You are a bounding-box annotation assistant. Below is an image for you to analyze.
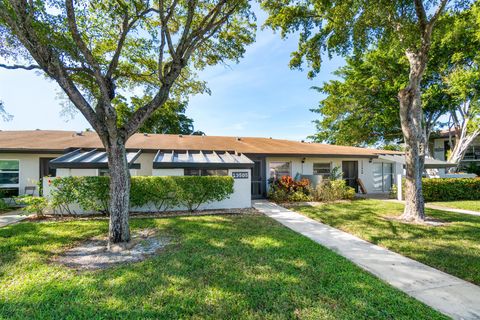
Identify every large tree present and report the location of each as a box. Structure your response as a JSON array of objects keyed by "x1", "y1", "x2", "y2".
[
  {"x1": 262, "y1": 0, "x2": 471, "y2": 221},
  {"x1": 0, "y1": 0, "x2": 255, "y2": 245}
]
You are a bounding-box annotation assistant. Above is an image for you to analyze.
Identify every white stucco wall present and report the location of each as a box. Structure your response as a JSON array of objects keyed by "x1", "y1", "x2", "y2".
[
  {"x1": 135, "y1": 153, "x2": 155, "y2": 176},
  {"x1": 0, "y1": 153, "x2": 61, "y2": 196},
  {"x1": 56, "y1": 168, "x2": 98, "y2": 177},
  {"x1": 265, "y1": 156, "x2": 401, "y2": 194}
]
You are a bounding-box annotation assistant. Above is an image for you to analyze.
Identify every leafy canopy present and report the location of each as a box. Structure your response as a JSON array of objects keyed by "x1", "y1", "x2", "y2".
[
  {"x1": 261, "y1": 0, "x2": 470, "y2": 78},
  {"x1": 0, "y1": 0, "x2": 256, "y2": 138}
]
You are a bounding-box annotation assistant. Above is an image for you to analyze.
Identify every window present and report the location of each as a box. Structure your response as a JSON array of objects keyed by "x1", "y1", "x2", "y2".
[
  {"x1": 0, "y1": 160, "x2": 19, "y2": 185},
  {"x1": 313, "y1": 163, "x2": 331, "y2": 178},
  {"x1": 269, "y1": 162, "x2": 291, "y2": 180},
  {"x1": 0, "y1": 160, "x2": 19, "y2": 197},
  {"x1": 373, "y1": 162, "x2": 394, "y2": 192},
  {"x1": 464, "y1": 144, "x2": 480, "y2": 160},
  {"x1": 98, "y1": 169, "x2": 109, "y2": 176},
  {"x1": 184, "y1": 169, "x2": 228, "y2": 176}
]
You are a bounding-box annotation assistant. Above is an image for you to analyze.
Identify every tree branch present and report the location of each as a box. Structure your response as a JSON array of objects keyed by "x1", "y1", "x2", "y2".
[
  {"x1": 414, "y1": 0, "x2": 428, "y2": 33},
  {"x1": 159, "y1": 0, "x2": 178, "y2": 59},
  {"x1": 426, "y1": 0, "x2": 449, "y2": 36},
  {"x1": 0, "y1": 63, "x2": 41, "y2": 70},
  {"x1": 106, "y1": 12, "x2": 130, "y2": 79},
  {"x1": 65, "y1": 0, "x2": 111, "y2": 101}
]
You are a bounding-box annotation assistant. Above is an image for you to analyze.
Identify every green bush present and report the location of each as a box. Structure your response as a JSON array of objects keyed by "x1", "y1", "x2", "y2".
[
  {"x1": 393, "y1": 178, "x2": 480, "y2": 201},
  {"x1": 49, "y1": 175, "x2": 234, "y2": 214},
  {"x1": 313, "y1": 180, "x2": 356, "y2": 202},
  {"x1": 130, "y1": 176, "x2": 179, "y2": 211},
  {"x1": 287, "y1": 191, "x2": 313, "y2": 202},
  {"x1": 464, "y1": 162, "x2": 480, "y2": 176},
  {"x1": 174, "y1": 176, "x2": 235, "y2": 211},
  {"x1": 15, "y1": 195, "x2": 49, "y2": 217},
  {"x1": 267, "y1": 188, "x2": 289, "y2": 202},
  {"x1": 422, "y1": 178, "x2": 480, "y2": 201}
]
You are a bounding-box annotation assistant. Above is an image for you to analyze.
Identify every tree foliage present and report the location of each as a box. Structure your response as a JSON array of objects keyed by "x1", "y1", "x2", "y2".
[{"x1": 115, "y1": 98, "x2": 199, "y2": 135}]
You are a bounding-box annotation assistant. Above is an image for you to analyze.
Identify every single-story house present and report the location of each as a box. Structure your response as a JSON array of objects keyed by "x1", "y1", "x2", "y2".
[{"x1": 0, "y1": 130, "x2": 453, "y2": 209}]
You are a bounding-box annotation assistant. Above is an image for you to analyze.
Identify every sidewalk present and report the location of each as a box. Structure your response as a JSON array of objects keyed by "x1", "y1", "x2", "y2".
[
  {"x1": 0, "y1": 210, "x2": 27, "y2": 227},
  {"x1": 384, "y1": 199, "x2": 480, "y2": 217},
  {"x1": 425, "y1": 203, "x2": 480, "y2": 217},
  {"x1": 253, "y1": 200, "x2": 480, "y2": 320}
]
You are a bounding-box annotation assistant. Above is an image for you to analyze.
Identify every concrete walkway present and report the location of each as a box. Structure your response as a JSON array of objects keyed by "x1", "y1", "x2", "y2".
[
  {"x1": 0, "y1": 210, "x2": 26, "y2": 228},
  {"x1": 253, "y1": 200, "x2": 480, "y2": 320},
  {"x1": 425, "y1": 203, "x2": 480, "y2": 217},
  {"x1": 384, "y1": 199, "x2": 480, "y2": 217}
]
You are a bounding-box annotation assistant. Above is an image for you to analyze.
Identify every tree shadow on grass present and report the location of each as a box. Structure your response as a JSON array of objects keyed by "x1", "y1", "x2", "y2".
[
  {"x1": 0, "y1": 214, "x2": 447, "y2": 319},
  {"x1": 0, "y1": 220, "x2": 107, "y2": 278}
]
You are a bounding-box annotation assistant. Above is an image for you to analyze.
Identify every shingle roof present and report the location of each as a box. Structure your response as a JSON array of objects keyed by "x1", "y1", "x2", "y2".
[{"x1": 0, "y1": 130, "x2": 401, "y2": 157}]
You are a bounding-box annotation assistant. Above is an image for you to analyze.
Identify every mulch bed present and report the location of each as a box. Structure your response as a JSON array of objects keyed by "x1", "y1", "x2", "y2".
[
  {"x1": 52, "y1": 228, "x2": 171, "y2": 271},
  {"x1": 381, "y1": 215, "x2": 449, "y2": 226}
]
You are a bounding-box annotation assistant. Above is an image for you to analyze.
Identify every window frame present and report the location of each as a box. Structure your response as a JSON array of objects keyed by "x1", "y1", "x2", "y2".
[
  {"x1": 372, "y1": 162, "x2": 394, "y2": 192},
  {"x1": 98, "y1": 168, "x2": 110, "y2": 176},
  {"x1": 269, "y1": 161, "x2": 292, "y2": 180},
  {"x1": 312, "y1": 162, "x2": 332, "y2": 178},
  {"x1": 184, "y1": 168, "x2": 229, "y2": 176},
  {"x1": 0, "y1": 159, "x2": 20, "y2": 189}
]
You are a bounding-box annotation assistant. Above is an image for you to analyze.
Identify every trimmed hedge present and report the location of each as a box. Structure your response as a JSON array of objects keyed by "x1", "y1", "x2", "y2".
[
  {"x1": 422, "y1": 178, "x2": 480, "y2": 202},
  {"x1": 49, "y1": 176, "x2": 234, "y2": 214},
  {"x1": 392, "y1": 178, "x2": 480, "y2": 202}
]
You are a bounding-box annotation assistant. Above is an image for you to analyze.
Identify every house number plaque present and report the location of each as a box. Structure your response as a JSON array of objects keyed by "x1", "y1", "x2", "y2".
[{"x1": 232, "y1": 172, "x2": 249, "y2": 179}]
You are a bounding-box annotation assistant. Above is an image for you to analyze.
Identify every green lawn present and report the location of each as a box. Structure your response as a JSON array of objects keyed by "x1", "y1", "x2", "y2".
[
  {"x1": 428, "y1": 200, "x2": 480, "y2": 212},
  {"x1": 294, "y1": 199, "x2": 480, "y2": 285},
  {"x1": 0, "y1": 214, "x2": 445, "y2": 319}
]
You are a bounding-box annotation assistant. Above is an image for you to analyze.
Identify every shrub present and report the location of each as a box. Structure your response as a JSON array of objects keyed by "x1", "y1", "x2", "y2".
[
  {"x1": 267, "y1": 175, "x2": 311, "y2": 202},
  {"x1": 174, "y1": 176, "x2": 234, "y2": 211},
  {"x1": 287, "y1": 191, "x2": 313, "y2": 202},
  {"x1": 49, "y1": 177, "x2": 78, "y2": 215},
  {"x1": 15, "y1": 195, "x2": 49, "y2": 217},
  {"x1": 464, "y1": 162, "x2": 480, "y2": 176},
  {"x1": 49, "y1": 175, "x2": 234, "y2": 214},
  {"x1": 422, "y1": 178, "x2": 480, "y2": 201},
  {"x1": 130, "y1": 176, "x2": 179, "y2": 211},
  {"x1": 267, "y1": 188, "x2": 289, "y2": 202},
  {"x1": 313, "y1": 180, "x2": 355, "y2": 202},
  {"x1": 0, "y1": 198, "x2": 9, "y2": 212},
  {"x1": 394, "y1": 178, "x2": 480, "y2": 201}
]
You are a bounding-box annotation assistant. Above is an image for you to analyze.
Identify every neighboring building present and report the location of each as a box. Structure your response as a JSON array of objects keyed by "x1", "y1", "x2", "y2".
[
  {"x1": 431, "y1": 130, "x2": 480, "y2": 169},
  {"x1": 0, "y1": 130, "x2": 452, "y2": 209}
]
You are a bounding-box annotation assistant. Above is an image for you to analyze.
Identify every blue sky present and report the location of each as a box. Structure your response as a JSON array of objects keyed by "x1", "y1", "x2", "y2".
[{"x1": 0, "y1": 8, "x2": 344, "y2": 141}]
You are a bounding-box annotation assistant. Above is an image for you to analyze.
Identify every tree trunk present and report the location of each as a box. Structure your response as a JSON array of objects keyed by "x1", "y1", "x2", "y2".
[
  {"x1": 398, "y1": 52, "x2": 427, "y2": 222},
  {"x1": 106, "y1": 139, "x2": 131, "y2": 245}
]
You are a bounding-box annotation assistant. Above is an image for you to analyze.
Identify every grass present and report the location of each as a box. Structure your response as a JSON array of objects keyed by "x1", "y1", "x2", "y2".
[
  {"x1": 294, "y1": 199, "x2": 480, "y2": 285},
  {"x1": 428, "y1": 200, "x2": 480, "y2": 212},
  {"x1": 0, "y1": 214, "x2": 446, "y2": 319}
]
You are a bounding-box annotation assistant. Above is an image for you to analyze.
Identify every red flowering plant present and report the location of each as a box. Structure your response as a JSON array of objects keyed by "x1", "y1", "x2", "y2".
[{"x1": 268, "y1": 175, "x2": 312, "y2": 202}]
